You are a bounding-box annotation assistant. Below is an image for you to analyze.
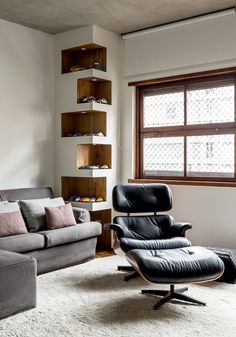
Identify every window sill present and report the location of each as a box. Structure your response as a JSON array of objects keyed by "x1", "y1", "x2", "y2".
[{"x1": 128, "y1": 178, "x2": 236, "y2": 188}]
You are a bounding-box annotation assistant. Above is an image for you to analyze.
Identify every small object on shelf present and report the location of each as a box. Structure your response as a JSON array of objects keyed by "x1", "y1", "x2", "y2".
[
  {"x1": 94, "y1": 132, "x2": 104, "y2": 137},
  {"x1": 100, "y1": 164, "x2": 109, "y2": 169},
  {"x1": 70, "y1": 65, "x2": 84, "y2": 72},
  {"x1": 68, "y1": 195, "x2": 77, "y2": 201},
  {"x1": 72, "y1": 132, "x2": 82, "y2": 137},
  {"x1": 65, "y1": 132, "x2": 73, "y2": 137},
  {"x1": 79, "y1": 165, "x2": 100, "y2": 169},
  {"x1": 80, "y1": 197, "x2": 90, "y2": 202},
  {"x1": 70, "y1": 195, "x2": 104, "y2": 203},
  {"x1": 96, "y1": 97, "x2": 108, "y2": 104},
  {"x1": 89, "y1": 61, "x2": 102, "y2": 70},
  {"x1": 80, "y1": 96, "x2": 96, "y2": 103},
  {"x1": 65, "y1": 132, "x2": 82, "y2": 137}
]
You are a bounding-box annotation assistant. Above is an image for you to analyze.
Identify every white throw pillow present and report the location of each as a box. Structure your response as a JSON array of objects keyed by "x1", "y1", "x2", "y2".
[{"x1": 0, "y1": 201, "x2": 20, "y2": 213}]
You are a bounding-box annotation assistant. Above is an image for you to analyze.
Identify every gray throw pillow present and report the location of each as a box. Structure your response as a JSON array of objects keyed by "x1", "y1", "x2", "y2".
[
  {"x1": 0, "y1": 201, "x2": 20, "y2": 213},
  {"x1": 19, "y1": 197, "x2": 65, "y2": 232}
]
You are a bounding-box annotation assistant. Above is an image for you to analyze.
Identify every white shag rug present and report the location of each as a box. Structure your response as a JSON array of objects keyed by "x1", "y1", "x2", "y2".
[{"x1": 0, "y1": 255, "x2": 236, "y2": 337}]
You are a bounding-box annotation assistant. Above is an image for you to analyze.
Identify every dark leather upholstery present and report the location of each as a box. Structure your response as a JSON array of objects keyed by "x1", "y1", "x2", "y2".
[
  {"x1": 126, "y1": 247, "x2": 224, "y2": 284},
  {"x1": 109, "y1": 184, "x2": 192, "y2": 254},
  {"x1": 120, "y1": 237, "x2": 191, "y2": 252},
  {"x1": 113, "y1": 184, "x2": 172, "y2": 213}
]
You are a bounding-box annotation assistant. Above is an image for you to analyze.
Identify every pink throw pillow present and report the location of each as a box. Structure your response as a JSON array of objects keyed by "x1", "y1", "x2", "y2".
[
  {"x1": 45, "y1": 203, "x2": 76, "y2": 230},
  {"x1": 0, "y1": 211, "x2": 28, "y2": 237}
]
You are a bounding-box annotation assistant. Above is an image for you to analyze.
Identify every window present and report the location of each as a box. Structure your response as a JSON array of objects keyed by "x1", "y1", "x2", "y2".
[{"x1": 136, "y1": 70, "x2": 236, "y2": 183}]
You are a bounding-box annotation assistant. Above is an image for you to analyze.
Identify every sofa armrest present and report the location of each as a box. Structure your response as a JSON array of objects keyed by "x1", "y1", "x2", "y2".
[
  {"x1": 170, "y1": 223, "x2": 192, "y2": 237},
  {"x1": 72, "y1": 207, "x2": 90, "y2": 223}
]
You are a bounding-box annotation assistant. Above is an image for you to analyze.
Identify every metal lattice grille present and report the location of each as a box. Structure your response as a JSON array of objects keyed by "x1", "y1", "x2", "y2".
[
  {"x1": 187, "y1": 134, "x2": 234, "y2": 177},
  {"x1": 143, "y1": 87, "x2": 184, "y2": 127},
  {"x1": 143, "y1": 137, "x2": 184, "y2": 176},
  {"x1": 187, "y1": 84, "x2": 234, "y2": 125}
]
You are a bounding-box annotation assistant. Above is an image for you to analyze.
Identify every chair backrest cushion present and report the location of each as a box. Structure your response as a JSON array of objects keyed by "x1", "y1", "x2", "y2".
[
  {"x1": 112, "y1": 184, "x2": 172, "y2": 213},
  {"x1": 114, "y1": 215, "x2": 174, "y2": 239}
]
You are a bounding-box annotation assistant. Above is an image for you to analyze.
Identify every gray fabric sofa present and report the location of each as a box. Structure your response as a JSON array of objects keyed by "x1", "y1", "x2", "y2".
[{"x1": 0, "y1": 187, "x2": 102, "y2": 275}]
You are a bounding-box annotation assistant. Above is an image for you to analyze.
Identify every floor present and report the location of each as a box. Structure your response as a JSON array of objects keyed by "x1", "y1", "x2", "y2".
[{"x1": 96, "y1": 250, "x2": 114, "y2": 258}]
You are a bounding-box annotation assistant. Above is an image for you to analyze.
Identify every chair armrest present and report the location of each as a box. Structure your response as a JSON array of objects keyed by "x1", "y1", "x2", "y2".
[
  {"x1": 72, "y1": 207, "x2": 90, "y2": 223},
  {"x1": 104, "y1": 223, "x2": 125, "y2": 238},
  {"x1": 170, "y1": 223, "x2": 192, "y2": 237}
]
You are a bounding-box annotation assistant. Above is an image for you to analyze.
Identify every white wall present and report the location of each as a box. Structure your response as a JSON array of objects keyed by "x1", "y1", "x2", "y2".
[
  {"x1": 0, "y1": 19, "x2": 55, "y2": 189},
  {"x1": 122, "y1": 11, "x2": 236, "y2": 248}
]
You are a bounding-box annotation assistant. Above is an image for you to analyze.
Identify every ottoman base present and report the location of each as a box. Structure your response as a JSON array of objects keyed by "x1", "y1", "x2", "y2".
[{"x1": 142, "y1": 285, "x2": 205, "y2": 309}]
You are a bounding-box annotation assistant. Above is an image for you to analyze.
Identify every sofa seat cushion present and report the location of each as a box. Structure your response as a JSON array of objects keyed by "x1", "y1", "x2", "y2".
[
  {"x1": 39, "y1": 221, "x2": 102, "y2": 248},
  {"x1": 0, "y1": 233, "x2": 45, "y2": 253}
]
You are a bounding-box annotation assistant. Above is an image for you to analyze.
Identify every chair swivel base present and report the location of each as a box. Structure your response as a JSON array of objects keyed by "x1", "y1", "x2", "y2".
[
  {"x1": 117, "y1": 265, "x2": 140, "y2": 281},
  {"x1": 142, "y1": 284, "x2": 206, "y2": 309}
]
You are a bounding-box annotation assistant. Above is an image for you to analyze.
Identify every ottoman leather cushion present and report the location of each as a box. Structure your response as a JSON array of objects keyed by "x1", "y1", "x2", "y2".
[
  {"x1": 120, "y1": 237, "x2": 191, "y2": 252},
  {"x1": 127, "y1": 246, "x2": 224, "y2": 284}
]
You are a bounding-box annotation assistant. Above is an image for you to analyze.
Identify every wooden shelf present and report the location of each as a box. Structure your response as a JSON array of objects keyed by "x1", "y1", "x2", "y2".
[
  {"x1": 62, "y1": 176, "x2": 107, "y2": 201},
  {"x1": 61, "y1": 110, "x2": 106, "y2": 137},
  {"x1": 61, "y1": 43, "x2": 106, "y2": 74},
  {"x1": 77, "y1": 144, "x2": 111, "y2": 169},
  {"x1": 91, "y1": 209, "x2": 113, "y2": 250},
  {"x1": 77, "y1": 168, "x2": 111, "y2": 178},
  {"x1": 60, "y1": 40, "x2": 112, "y2": 250},
  {"x1": 70, "y1": 201, "x2": 111, "y2": 212},
  {"x1": 77, "y1": 77, "x2": 112, "y2": 104}
]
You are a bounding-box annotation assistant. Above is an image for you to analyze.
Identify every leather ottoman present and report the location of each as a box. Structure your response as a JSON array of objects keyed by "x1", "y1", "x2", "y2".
[
  {"x1": 0, "y1": 249, "x2": 37, "y2": 319},
  {"x1": 208, "y1": 247, "x2": 236, "y2": 284},
  {"x1": 126, "y1": 246, "x2": 224, "y2": 309}
]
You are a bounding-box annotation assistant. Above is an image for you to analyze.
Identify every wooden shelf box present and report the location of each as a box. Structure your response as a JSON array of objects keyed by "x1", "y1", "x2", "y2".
[
  {"x1": 61, "y1": 43, "x2": 107, "y2": 74},
  {"x1": 61, "y1": 176, "x2": 107, "y2": 201},
  {"x1": 77, "y1": 144, "x2": 111, "y2": 169},
  {"x1": 77, "y1": 77, "x2": 112, "y2": 104},
  {"x1": 61, "y1": 111, "x2": 106, "y2": 137}
]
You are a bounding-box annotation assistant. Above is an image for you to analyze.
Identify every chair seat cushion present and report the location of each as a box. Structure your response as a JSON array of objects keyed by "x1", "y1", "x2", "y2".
[
  {"x1": 120, "y1": 237, "x2": 191, "y2": 253},
  {"x1": 0, "y1": 233, "x2": 45, "y2": 253},
  {"x1": 39, "y1": 221, "x2": 102, "y2": 248},
  {"x1": 126, "y1": 246, "x2": 224, "y2": 284}
]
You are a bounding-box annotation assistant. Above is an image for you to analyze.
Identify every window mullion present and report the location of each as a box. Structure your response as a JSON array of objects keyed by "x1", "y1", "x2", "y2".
[
  {"x1": 184, "y1": 85, "x2": 187, "y2": 177},
  {"x1": 234, "y1": 78, "x2": 236, "y2": 178}
]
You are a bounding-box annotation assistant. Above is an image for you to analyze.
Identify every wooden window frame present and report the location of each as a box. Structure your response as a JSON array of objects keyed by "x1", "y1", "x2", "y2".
[{"x1": 134, "y1": 68, "x2": 236, "y2": 185}]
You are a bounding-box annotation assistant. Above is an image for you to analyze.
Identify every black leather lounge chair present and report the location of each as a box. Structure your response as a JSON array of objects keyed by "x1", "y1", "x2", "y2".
[{"x1": 106, "y1": 183, "x2": 192, "y2": 281}]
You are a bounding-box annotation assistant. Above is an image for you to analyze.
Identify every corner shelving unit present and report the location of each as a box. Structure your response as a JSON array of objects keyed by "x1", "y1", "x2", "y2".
[{"x1": 59, "y1": 42, "x2": 113, "y2": 250}]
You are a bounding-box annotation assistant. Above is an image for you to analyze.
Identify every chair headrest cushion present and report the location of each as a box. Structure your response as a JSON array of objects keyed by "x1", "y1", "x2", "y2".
[{"x1": 112, "y1": 184, "x2": 172, "y2": 213}]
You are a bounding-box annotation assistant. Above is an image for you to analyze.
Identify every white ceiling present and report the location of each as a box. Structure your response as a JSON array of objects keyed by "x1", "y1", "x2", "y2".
[{"x1": 0, "y1": 0, "x2": 234, "y2": 35}]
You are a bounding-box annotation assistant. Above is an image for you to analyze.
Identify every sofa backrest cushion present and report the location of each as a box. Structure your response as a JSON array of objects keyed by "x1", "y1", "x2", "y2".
[
  {"x1": 0, "y1": 187, "x2": 54, "y2": 202},
  {"x1": 45, "y1": 203, "x2": 76, "y2": 230},
  {"x1": 0, "y1": 211, "x2": 28, "y2": 237},
  {"x1": 0, "y1": 202, "x2": 20, "y2": 213},
  {"x1": 19, "y1": 197, "x2": 65, "y2": 232}
]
